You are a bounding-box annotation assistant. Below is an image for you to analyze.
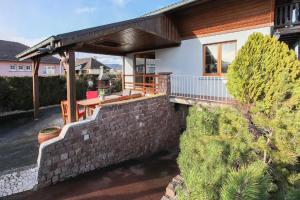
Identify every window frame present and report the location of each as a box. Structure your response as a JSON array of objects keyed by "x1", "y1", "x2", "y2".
[
  {"x1": 133, "y1": 52, "x2": 156, "y2": 76},
  {"x1": 18, "y1": 65, "x2": 24, "y2": 71},
  {"x1": 44, "y1": 66, "x2": 56, "y2": 75},
  {"x1": 25, "y1": 65, "x2": 32, "y2": 71},
  {"x1": 203, "y1": 40, "x2": 237, "y2": 77},
  {"x1": 10, "y1": 65, "x2": 16, "y2": 72}
]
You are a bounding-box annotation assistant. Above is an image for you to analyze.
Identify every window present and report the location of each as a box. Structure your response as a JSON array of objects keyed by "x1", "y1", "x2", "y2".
[
  {"x1": 203, "y1": 41, "x2": 236, "y2": 76},
  {"x1": 135, "y1": 58, "x2": 145, "y2": 74},
  {"x1": 43, "y1": 66, "x2": 55, "y2": 75},
  {"x1": 18, "y1": 65, "x2": 24, "y2": 71},
  {"x1": 25, "y1": 65, "x2": 31, "y2": 71},
  {"x1": 146, "y1": 58, "x2": 155, "y2": 74},
  {"x1": 134, "y1": 52, "x2": 156, "y2": 75},
  {"x1": 10, "y1": 65, "x2": 16, "y2": 71}
]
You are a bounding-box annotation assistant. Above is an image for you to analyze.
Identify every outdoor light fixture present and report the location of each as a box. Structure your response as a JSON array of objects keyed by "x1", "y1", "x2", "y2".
[{"x1": 274, "y1": 30, "x2": 281, "y2": 40}]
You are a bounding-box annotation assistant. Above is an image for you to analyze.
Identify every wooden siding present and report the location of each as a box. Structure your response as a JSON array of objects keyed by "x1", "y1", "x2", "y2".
[{"x1": 171, "y1": 0, "x2": 274, "y2": 39}]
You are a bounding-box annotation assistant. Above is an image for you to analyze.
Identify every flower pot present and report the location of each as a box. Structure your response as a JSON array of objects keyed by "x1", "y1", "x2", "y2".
[
  {"x1": 38, "y1": 126, "x2": 61, "y2": 144},
  {"x1": 100, "y1": 95, "x2": 105, "y2": 101}
]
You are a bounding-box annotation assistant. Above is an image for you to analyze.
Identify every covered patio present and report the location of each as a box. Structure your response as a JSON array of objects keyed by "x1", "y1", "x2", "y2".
[{"x1": 16, "y1": 14, "x2": 181, "y2": 123}]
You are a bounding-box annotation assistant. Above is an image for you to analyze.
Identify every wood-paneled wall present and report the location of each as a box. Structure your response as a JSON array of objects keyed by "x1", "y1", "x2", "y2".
[{"x1": 171, "y1": 0, "x2": 275, "y2": 39}]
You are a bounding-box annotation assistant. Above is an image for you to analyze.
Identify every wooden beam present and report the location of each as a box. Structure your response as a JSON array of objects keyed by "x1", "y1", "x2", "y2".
[
  {"x1": 60, "y1": 50, "x2": 77, "y2": 123},
  {"x1": 122, "y1": 56, "x2": 125, "y2": 91},
  {"x1": 32, "y1": 58, "x2": 40, "y2": 119}
]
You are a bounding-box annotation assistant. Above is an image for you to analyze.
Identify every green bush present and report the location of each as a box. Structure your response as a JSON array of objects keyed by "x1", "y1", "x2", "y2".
[
  {"x1": 178, "y1": 33, "x2": 300, "y2": 199},
  {"x1": 227, "y1": 33, "x2": 300, "y2": 197},
  {"x1": 0, "y1": 76, "x2": 87, "y2": 113},
  {"x1": 111, "y1": 78, "x2": 122, "y2": 93},
  {"x1": 221, "y1": 161, "x2": 271, "y2": 200},
  {"x1": 227, "y1": 33, "x2": 300, "y2": 113},
  {"x1": 178, "y1": 107, "x2": 259, "y2": 200}
]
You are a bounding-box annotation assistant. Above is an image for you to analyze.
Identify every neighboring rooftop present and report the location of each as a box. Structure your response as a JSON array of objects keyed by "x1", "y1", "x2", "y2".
[
  {"x1": 0, "y1": 40, "x2": 60, "y2": 64},
  {"x1": 75, "y1": 57, "x2": 110, "y2": 70}
]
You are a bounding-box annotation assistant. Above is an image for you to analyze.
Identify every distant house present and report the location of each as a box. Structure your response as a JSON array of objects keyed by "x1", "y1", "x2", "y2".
[
  {"x1": 0, "y1": 40, "x2": 61, "y2": 77},
  {"x1": 75, "y1": 57, "x2": 110, "y2": 75}
]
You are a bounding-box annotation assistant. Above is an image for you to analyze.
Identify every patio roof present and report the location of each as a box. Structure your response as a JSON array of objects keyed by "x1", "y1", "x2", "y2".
[
  {"x1": 16, "y1": 14, "x2": 181, "y2": 60},
  {"x1": 15, "y1": 13, "x2": 182, "y2": 123}
]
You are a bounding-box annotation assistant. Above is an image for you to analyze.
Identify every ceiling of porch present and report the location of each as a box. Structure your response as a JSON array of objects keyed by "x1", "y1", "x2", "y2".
[{"x1": 16, "y1": 14, "x2": 181, "y2": 60}]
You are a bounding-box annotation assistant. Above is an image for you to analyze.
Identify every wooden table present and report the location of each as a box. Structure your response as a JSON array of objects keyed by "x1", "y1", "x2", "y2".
[{"x1": 77, "y1": 95, "x2": 121, "y2": 118}]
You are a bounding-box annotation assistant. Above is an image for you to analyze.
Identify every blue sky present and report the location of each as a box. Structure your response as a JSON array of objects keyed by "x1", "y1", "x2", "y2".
[{"x1": 0, "y1": 0, "x2": 179, "y2": 64}]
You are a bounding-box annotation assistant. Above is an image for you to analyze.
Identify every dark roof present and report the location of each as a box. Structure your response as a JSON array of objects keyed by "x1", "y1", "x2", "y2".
[
  {"x1": 0, "y1": 40, "x2": 60, "y2": 64},
  {"x1": 144, "y1": 0, "x2": 200, "y2": 16},
  {"x1": 75, "y1": 58, "x2": 110, "y2": 70}
]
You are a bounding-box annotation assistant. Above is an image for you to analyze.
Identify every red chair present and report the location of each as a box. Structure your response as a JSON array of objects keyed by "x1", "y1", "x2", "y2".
[{"x1": 86, "y1": 91, "x2": 98, "y2": 99}]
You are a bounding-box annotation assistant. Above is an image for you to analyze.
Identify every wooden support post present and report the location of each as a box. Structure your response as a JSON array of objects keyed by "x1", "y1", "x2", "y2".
[
  {"x1": 32, "y1": 58, "x2": 40, "y2": 119},
  {"x1": 122, "y1": 56, "x2": 125, "y2": 91},
  {"x1": 60, "y1": 50, "x2": 77, "y2": 123}
]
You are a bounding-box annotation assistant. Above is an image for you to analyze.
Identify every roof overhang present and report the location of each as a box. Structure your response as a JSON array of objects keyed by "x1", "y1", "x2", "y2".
[{"x1": 16, "y1": 14, "x2": 181, "y2": 60}]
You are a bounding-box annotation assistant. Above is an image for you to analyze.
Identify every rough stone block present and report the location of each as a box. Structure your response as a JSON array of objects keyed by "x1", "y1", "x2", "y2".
[{"x1": 60, "y1": 153, "x2": 68, "y2": 160}]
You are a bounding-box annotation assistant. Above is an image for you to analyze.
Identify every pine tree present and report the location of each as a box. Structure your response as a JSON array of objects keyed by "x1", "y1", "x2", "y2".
[
  {"x1": 177, "y1": 33, "x2": 300, "y2": 200},
  {"x1": 227, "y1": 33, "x2": 300, "y2": 198},
  {"x1": 221, "y1": 161, "x2": 271, "y2": 200},
  {"x1": 177, "y1": 107, "x2": 259, "y2": 200}
]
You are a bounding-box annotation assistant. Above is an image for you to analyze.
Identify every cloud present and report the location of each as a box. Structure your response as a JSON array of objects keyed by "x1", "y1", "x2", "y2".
[{"x1": 74, "y1": 6, "x2": 97, "y2": 14}]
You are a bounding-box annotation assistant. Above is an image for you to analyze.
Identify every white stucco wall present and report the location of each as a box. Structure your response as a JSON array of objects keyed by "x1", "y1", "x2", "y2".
[
  {"x1": 155, "y1": 26, "x2": 272, "y2": 75},
  {"x1": 123, "y1": 26, "x2": 272, "y2": 98}
]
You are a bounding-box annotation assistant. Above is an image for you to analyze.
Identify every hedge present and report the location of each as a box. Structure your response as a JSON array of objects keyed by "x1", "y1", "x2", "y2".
[{"x1": 0, "y1": 76, "x2": 87, "y2": 113}]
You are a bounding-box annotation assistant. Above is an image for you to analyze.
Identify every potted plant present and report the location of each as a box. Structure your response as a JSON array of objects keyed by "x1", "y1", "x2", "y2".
[
  {"x1": 98, "y1": 89, "x2": 105, "y2": 101},
  {"x1": 38, "y1": 126, "x2": 61, "y2": 144}
]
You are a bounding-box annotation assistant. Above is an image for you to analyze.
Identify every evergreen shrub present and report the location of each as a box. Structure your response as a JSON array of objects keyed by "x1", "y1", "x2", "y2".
[{"x1": 177, "y1": 33, "x2": 300, "y2": 199}]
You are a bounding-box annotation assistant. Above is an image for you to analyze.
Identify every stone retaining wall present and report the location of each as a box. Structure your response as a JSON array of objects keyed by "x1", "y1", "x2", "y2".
[
  {"x1": 0, "y1": 165, "x2": 38, "y2": 197},
  {"x1": 37, "y1": 95, "x2": 188, "y2": 188},
  {"x1": 161, "y1": 175, "x2": 184, "y2": 200}
]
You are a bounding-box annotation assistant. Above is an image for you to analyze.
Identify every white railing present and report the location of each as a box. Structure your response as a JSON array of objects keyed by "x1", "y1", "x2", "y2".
[{"x1": 170, "y1": 75, "x2": 233, "y2": 103}]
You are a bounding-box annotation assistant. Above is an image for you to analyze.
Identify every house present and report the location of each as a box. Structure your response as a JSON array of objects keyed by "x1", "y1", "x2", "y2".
[
  {"x1": 75, "y1": 57, "x2": 110, "y2": 75},
  {"x1": 16, "y1": 0, "x2": 299, "y2": 120},
  {"x1": 0, "y1": 40, "x2": 62, "y2": 77},
  {"x1": 8, "y1": 0, "x2": 300, "y2": 191}
]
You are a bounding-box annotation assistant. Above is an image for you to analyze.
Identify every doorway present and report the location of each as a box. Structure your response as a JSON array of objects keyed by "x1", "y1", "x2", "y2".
[{"x1": 134, "y1": 52, "x2": 156, "y2": 90}]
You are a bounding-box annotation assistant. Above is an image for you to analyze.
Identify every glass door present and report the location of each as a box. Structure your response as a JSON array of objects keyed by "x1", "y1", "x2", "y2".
[{"x1": 134, "y1": 52, "x2": 156, "y2": 88}]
